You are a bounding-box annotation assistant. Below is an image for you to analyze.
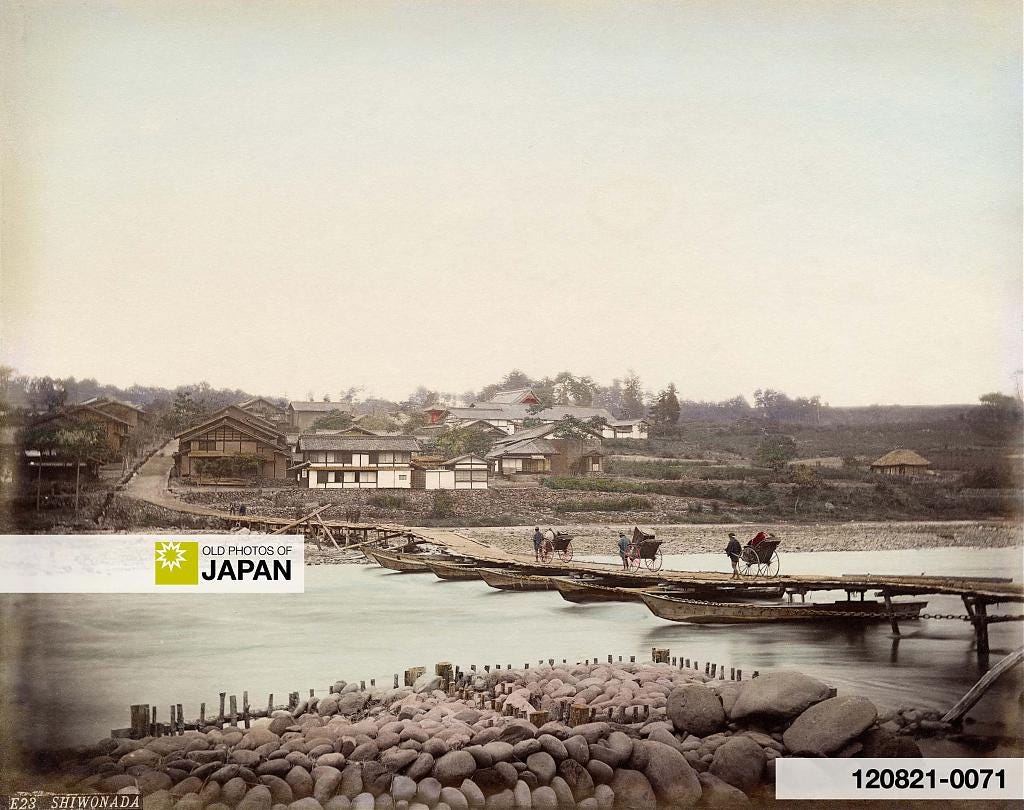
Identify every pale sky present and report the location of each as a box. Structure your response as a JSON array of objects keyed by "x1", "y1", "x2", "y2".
[{"x1": 2, "y1": 1, "x2": 1020, "y2": 405}]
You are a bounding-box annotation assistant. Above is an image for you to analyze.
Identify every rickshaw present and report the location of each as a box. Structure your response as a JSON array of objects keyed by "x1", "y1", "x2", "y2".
[
  {"x1": 739, "y1": 535, "x2": 782, "y2": 578},
  {"x1": 539, "y1": 529, "x2": 574, "y2": 563},
  {"x1": 625, "y1": 527, "x2": 664, "y2": 572}
]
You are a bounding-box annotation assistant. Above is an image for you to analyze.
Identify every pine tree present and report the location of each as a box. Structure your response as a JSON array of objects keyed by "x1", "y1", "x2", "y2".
[{"x1": 620, "y1": 372, "x2": 646, "y2": 419}]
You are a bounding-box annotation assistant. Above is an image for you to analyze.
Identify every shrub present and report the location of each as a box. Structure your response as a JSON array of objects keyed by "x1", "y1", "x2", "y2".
[
  {"x1": 368, "y1": 494, "x2": 406, "y2": 509},
  {"x1": 554, "y1": 496, "x2": 652, "y2": 513},
  {"x1": 429, "y1": 490, "x2": 456, "y2": 518}
]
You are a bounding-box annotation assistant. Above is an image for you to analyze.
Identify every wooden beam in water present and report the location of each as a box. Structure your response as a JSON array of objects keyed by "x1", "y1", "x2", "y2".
[{"x1": 942, "y1": 646, "x2": 1024, "y2": 724}]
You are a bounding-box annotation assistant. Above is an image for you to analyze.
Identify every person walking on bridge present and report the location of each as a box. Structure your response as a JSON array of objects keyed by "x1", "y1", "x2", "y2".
[
  {"x1": 532, "y1": 527, "x2": 544, "y2": 562},
  {"x1": 726, "y1": 532, "x2": 742, "y2": 578},
  {"x1": 617, "y1": 531, "x2": 631, "y2": 570}
]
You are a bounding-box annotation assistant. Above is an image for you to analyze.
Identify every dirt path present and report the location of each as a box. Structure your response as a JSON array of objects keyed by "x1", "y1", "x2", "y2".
[{"x1": 123, "y1": 440, "x2": 227, "y2": 519}]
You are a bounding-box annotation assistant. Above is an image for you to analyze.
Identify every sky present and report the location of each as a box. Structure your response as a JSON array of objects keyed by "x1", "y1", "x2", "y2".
[{"x1": 1, "y1": 1, "x2": 1020, "y2": 406}]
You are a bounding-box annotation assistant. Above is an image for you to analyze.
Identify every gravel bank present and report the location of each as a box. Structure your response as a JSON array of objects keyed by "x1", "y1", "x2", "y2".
[{"x1": 452, "y1": 520, "x2": 1023, "y2": 556}]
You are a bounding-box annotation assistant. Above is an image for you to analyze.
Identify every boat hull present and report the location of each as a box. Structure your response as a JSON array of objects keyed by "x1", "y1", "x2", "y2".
[
  {"x1": 426, "y1": 560, "x2": 481, "y2": 581},
  {"x1": 552, "y1": 577, "x2": 652, "y2": 603},
  {"x1": 479, "y1": 568, "x2": 554, "y2": 591},
  {"x1": 367, "y1": 548, "x2": 435, "y2": 573},
  {"x1": 639, "y1": 593, "x2": 928, "y2": 624}
]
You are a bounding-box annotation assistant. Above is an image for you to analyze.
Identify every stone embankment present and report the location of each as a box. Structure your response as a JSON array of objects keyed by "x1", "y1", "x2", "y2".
[{"x1": 35, "y1": 662, "x2": 977, "y2": 810}]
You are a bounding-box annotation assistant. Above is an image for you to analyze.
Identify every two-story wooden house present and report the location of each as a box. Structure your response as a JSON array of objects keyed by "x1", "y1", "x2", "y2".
[
  {"x1": 294, "y1": 434, "x2": 420, "y2": 488},
  {"x1": 486, "y1": 421, "x2": 606, "y2": 477},
  {"x1": 174, "y1": 406, "x2": 290, "y2": 480},
  {"x1": 287, "y1": 401, "x2": 355, "y2": 431},
  {"x1": 237, "y1": 397, "x2": 288, "y2": 425}
]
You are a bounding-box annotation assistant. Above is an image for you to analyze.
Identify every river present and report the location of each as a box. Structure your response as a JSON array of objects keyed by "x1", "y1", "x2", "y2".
[{"x1": 4, "y1": 547, "x2": 1022, "y2": 750}]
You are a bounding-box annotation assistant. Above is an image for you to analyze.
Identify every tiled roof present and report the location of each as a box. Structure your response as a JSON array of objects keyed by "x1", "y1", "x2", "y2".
[
  {"x1": 486, "y1": 388, "x2": 539, "y2": 404},
  {"x1": 289, "y1": 401, "x2": 353, "y2": 412},
  {"x1": 486, "y1": 438, "x2": 558, "y2": 458},
  {"x1": 297, "y1": 435, "x2": 421, "y2": 452}
]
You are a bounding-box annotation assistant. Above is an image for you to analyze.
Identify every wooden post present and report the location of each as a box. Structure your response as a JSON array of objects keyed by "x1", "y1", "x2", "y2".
[
  {"x1": 607, "y1": 655, "x2": 613, "y2": 663},
  {"x1": 394, "y1": 674, "x2": 400, "y2": 688},
  {"x1": 629, "y1": 656, "x2": 635, "y2": 663},
  {"x1": 976, "y1": 601, "x2": 989, "y2": 656},
  {"x1": 229, "y1": 695, "x2": 237, "y2": 726},
  {"x1": 153, "y1": 706, "x2": 160, "y2": 737},
  {"x1": 730, "y1": 667, "x2": 735, "y2": 680},
  {"x1": 528, "y1": 710, "x2": 549, "y2": 727},
  {"x1": 267, "y1": 695, "x2": 273, "y2": 715},
  {"x1": 435, "y1": 662, "x2": 454, "y2": 689},
  {"x1": 405, "y1": 666, "x2": 426, "y2": 686},
  {"x1": 130, "y1": 704, "x2": 147, "y2": 739},
  {"x1": 882, "y1": 590, "x2": 901, "y2": 636},
  {"x1": 219, "y1": 692, "x2": 226, "y2": 722},
  {"x1": 176, "y1": 703, "x2": 184, "y2": 734},
  {"x1": 568, "y1": 704, "x2": 590, "y2": 726},
  {"x1": 737, "y1": 669, "x2": 742, "y2": 681},
  {"x1": 200, "y1": 702, "x2": 206, "y2": 726}
]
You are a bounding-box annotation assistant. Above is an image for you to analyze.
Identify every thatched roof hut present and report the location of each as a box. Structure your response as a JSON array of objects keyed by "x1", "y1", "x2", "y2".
[{"x1": 870, "y1": 449, "x2": 931, "y2": 476}]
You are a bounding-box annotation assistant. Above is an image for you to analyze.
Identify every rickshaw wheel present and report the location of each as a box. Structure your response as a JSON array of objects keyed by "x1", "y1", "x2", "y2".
[
  {"x1": 645, "y1": 549, "x2": 663, "y2": 572},
  {"x1": 539, "y1": 544, "x2": 552, "y2": 563},
  {"x1": 739, "y1": 547, "x2": 757, "y2": 577},
  {"x1": 557, "y1": 544, "x2": 573, "y2": 562},
  {"x1": 765, "y1": 553, "x2": 780, "y2": 577}
]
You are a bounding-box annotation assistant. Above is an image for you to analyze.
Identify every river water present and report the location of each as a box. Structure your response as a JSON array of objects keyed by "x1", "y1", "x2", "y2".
[{"x1": 4, "y1": 547, "x2": 1022, "y2": 750}]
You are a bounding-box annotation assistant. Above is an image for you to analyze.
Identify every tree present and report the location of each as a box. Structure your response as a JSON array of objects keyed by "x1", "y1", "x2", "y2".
[
  {"x1": 312, "y1": 410, "x2": 355, "y2": 430},
  {"x1": 620, "y1": 372, "x2": 646, "y2": 419},
  {"x1": 756, "y1": 433, "x2": 798, "y2": 470},
  {"x1": 28, "y1": 376, "x2": 67, "y2": 413},
  {"x1": 650, "y1": 383, "x2": 681, "y2": 428},
  {"x1": 22, "y1": 420, "x2": 107, "y2": 514},
  {"x1": 431, "y1": 427, "x2": 495, "y2": 459},
  {"x1": 551, "y1": 415, "x2": 604, "y2": 440}
]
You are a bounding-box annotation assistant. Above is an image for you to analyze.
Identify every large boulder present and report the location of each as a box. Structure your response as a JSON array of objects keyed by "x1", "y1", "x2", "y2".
[
  {"x1": 783, "y1": 697, "x2": 877, "y2": 756},
  {"x1": 608, "y1": 769, "x2": 656, "y2": 810},
  {"x1": 412, "y1": 673, "x2": 443, "y2": 694},
  {"x1": 698, "y1": 772, "x2": 752, "y2": 808},
  {"x1": 858, "y1": 727, "x2": 922, "y2": 758},
  {"x1": 667, "y1": 685, "x2": 726, "y2": 737},
  {"x1": 433, "y1": 751, "x2": 477, "y2": 786},
  {"x1": 729, "y1": 671, "x2": 832, "y2": 721},
  {"x1": 633, "y1": 740, "x2": 702, "y2": 807},
  {"x1": 525, "y1": 752, "x2": 556, "y2": 786},
  {"x1": 709, "y1": 737, "x2": 765, "y2": 794}
]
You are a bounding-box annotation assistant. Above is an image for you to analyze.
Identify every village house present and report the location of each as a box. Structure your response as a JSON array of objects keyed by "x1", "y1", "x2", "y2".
[
  {"x1": 80, "y1": 397, "x2": 150, "y2": 430},
  {"x1": 486, "y1": 387, "x2": 542, "y2": 405},
  {"x1": 870, "y1": 449, "x2": 932, "y2": 477},
  {"x1": 486, "y1": 421, "x2": 606, "y2": 478},
  {"x1": 237, "y1": 397, "x2": 288, "y2": 425},
  {"x1": 411, "y1": 453, "x2": 490, "y2": 490},
  {"x1": 293, "y1": 434, "x2": 419, "y2": 488},
  {"x1": 21, "y1": 404, "x2": 134, "y2": 480},
  {"x1": 174, "y1": 406, "x2": 290, "y2": 480},
  {"x1": 601, "y1": 418, "x2": 650, "y2": 440},
  {"x1": 287, "y1": 401, "x2": 354, "y2": 431}
]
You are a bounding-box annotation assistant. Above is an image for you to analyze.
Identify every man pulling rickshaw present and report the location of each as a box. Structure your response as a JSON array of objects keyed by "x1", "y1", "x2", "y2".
[{"x1": 726, "y1": 530, "x2": 782, "y2": 578}]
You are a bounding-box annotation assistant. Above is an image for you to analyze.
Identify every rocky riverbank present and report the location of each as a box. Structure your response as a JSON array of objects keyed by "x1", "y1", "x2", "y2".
[{"x1": 18, "y1": 662, "x2": 1012, "y2": 809}]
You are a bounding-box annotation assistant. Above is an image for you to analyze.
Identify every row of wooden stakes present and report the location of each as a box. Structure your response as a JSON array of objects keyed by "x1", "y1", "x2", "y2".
[{"x1": 118, "y1": 649, "x2": 758, "y2": 740}]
